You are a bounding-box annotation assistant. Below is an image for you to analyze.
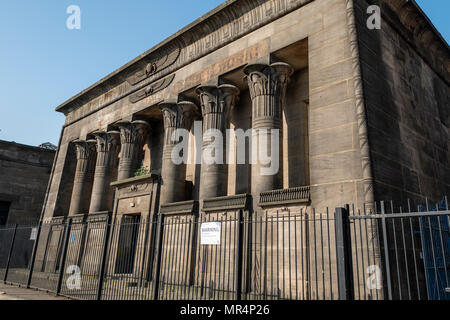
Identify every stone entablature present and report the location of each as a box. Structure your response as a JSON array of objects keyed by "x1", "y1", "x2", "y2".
[
  {"x1": 259, "y1": 186, "x2": 310, "y2": 208},
  {"x1": 56, "y1": 0, "x2": 314, "y2": 120},
  {"x1": 202, "y1": 194, "x2": 251, "y2": 213},
  {"x1": 55, "y1": 0, "x2": 447, "y2": 129}
]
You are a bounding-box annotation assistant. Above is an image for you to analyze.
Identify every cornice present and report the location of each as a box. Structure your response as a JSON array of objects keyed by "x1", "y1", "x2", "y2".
[
  {"x1": 55, "y1": 0, "x2": 314, "y2": 116},
  {"x1": 203, "y1": 194, "x2": 251, "y2": 212},
  {"x1": 160, "y1": 200, "x2": 199, "y2": 215}
]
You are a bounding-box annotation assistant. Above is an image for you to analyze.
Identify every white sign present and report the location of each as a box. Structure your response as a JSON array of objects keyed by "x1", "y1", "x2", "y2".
[
  {"x1": 30, "y1": 228, "x2": 38, "y2": 241},
  {"x1": 201, "y1": 222, "x2": 221, "y2": 245}
]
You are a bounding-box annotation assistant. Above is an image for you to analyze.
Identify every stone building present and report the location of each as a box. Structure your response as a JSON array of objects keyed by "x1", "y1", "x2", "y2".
[
  {"x1": 35, "y1": 0, "x2": 448, "y2": 300},
  {"x1": 42, "y1": 0, "x2": 448, "y2": 222},
  {"x1": 0, "y1": 140, "x2": 55, "y2": 226}
]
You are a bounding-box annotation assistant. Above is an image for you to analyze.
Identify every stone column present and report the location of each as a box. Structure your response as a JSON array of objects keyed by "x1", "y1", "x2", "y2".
[
  {"x1": 89, "y1": 130, "x2": 121, "y2": 213},
  {"x1": 244, "y1": 62, "x2": 293, "y2": 203},
  {"x1": 116, "y1": 120, "x2": 150, "y2": 181},
  {"x1": 196, "y1": 84, "x2": 239, "y2": 200},
  {"x1": 69, "y1": 139, "x2": 97, "y2": 216},
  {"x1": 159, "y1": 101, "x2": 197, "y2": 205}
]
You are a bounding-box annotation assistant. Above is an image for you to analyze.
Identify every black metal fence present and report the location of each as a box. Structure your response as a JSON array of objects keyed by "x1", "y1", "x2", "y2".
[
  {"x1": 348, "y1": 199, "x2": 450, "y2": 300},
  {"x1": 0, "y1": 198, "x2": 448, "y2": 300}
]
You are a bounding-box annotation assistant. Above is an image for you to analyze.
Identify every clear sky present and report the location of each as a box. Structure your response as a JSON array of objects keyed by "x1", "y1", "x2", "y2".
[{"x1": 0, "y1": 0, "x2": 448, "y2": 146}]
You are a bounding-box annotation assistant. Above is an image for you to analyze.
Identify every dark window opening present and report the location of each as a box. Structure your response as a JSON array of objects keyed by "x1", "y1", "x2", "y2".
[
  {"x1": 115, "y1": 214, "x2": 141, "y2": 274},
  {"x1": 0, "y1": 201, "x2": 11, "y2": 226}
]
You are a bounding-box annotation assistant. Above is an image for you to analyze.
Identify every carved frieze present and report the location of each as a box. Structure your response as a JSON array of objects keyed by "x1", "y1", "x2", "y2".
[
  {"x1": 129, "y1": 74, "x2": 176, "y2": 103},
  {"x1": 127, "y1": 46, "x2": 181, "y2": 86}
]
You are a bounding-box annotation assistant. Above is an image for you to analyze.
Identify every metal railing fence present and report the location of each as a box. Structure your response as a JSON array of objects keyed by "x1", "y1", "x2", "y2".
[{"x1": 0, "y1": 197, "x2": 448, "y2": 301}]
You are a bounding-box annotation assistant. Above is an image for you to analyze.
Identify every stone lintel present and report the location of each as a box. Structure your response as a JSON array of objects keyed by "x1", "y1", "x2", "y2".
[
  {"x1": 202, "y1": 194, "x2": 251, "y2": 213},
  {"x1": 110, "y1": 173, "x2": 160, "y2": 187}
]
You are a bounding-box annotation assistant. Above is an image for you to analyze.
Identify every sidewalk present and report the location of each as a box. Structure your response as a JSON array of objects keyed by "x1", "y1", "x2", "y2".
[{"x1": 0, "y1": 283, "x2": 69, "y2": 300}]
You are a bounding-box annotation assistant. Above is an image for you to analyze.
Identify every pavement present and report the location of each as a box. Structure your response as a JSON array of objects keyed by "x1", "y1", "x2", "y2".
[{"x1": 0, "y1": 282, "x2": 69, "y2": 300}]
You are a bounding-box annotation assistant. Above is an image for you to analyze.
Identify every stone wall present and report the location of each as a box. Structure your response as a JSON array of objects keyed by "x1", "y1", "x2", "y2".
[
  {"x1": 355, "y1": 0, "x2": 450, "y2": 206},
  {"x1": 0, "y1": 140, "x2": 55, "y2": 225}
]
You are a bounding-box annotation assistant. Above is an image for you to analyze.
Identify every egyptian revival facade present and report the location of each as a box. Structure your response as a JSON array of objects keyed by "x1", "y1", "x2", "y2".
[
  {"x1": 42, "y1": 0, "x2": 448, "y2": 223},
  {"x1": 32, "y1": 0, "x2": 449, "y2": 300}
]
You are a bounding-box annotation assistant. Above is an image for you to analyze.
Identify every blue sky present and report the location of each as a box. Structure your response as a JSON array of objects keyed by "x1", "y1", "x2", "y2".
[{"x1": 0, "y1": 0, "x2": 448, "y2": 146}]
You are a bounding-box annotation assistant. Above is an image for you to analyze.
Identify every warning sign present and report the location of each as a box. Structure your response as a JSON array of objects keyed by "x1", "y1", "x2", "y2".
[{"x1": 200, "y1": 222, "x2": 221, "y2": 245}]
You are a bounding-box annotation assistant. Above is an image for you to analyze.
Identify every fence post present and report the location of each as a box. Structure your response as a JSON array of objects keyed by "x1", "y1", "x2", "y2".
[
  {"x1": 152, "y1": 213, "x2": 165, "y2": 301},
  {"x1": 96, "y1": 214, "x2": 111, "y2": 300},
  {"x1": 3, "y1": 224, "x2": 18, "y2": 283},
  {"x1": 26, "y1": 220, "x2": 43, "y2": 288},
  {"x1": 235, "y1": 209, "x2": 244, "y2": 300},
  {"x1": 380, "y1": 201, "x2": 393, "y2": 300},
  {"x1": 56, "y1": 218, "x2": 72, "y2": 295},
  {"x1": 335, "y1": 206, "x2": 354, "y2": 300}
]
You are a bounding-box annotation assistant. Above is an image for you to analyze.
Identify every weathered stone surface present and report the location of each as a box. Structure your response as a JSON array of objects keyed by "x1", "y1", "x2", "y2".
[
  {"x1": 41, "y1": 0, "x2": 448, "y2": 220},
  {"x1": 0, "y1": 140, "x2": 55, "y2": 225}
]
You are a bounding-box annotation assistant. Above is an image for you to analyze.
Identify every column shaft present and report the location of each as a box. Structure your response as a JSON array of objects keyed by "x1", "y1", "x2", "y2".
[
  {"x1": 69, "y1": 140, "x2": 97, "y2": 216},
  {"x1": 160, "y1": 101, "x2": 197, "y2": 204},
  {"x1": 244, "y1": 62, "x2": 293, "y2": 201},
  {"x1": 196, "y1": 84, "x2": 239, "y2": 200},
  {"x1": 89, "y1": 131, "x2": 120, "y2": 213}
]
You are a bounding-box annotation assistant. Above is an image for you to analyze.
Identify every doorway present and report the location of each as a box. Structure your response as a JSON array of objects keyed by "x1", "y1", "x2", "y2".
[{"x1": 114, "y1": 214, "x2": 141, "y2": 274}]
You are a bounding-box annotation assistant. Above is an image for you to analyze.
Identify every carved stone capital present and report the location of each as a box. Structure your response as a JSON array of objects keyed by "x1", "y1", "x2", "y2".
[
  {"x1": 116, "y1": 120, "x2": 150, "y2": 148},
  {"x1": 116, "y1": 120, "x2": 150, "y2": 181},
  {"x1": 160, "y1": 101, "x2": 197, "y2": 131},
  {"x1": 177, "y1": 101, "x2": 198, "y2": 131},
  {"x1": 92, "y1": 130, "x2": 120, "y2": 168},
  {"x1": 73, "y1": 139, "x2": 96, "y2": 161},
  {"x1": 160, "y1": 101, "x2": 197, "y2": 149},
  {"x1": 92, "y1": 130, "x2": 121, "y2": 153},
  {"x1": 244, "y1": 62, "x2": 293, "y2": 123},
  {"x1": 196, "y1": 84, "x2": 239, "y2": 131}
]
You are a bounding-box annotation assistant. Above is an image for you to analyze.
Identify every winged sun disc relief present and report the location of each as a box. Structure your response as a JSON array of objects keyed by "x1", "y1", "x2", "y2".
[
  {"x1": 127, "y1": 45, "x2": 180, "y2": 103},
  {"x1": 126, "y1": 46, "x2": 181, "y2": 86},
  {"x1": 129, "y1": 74, "x2": 175, "y2": 103}
]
